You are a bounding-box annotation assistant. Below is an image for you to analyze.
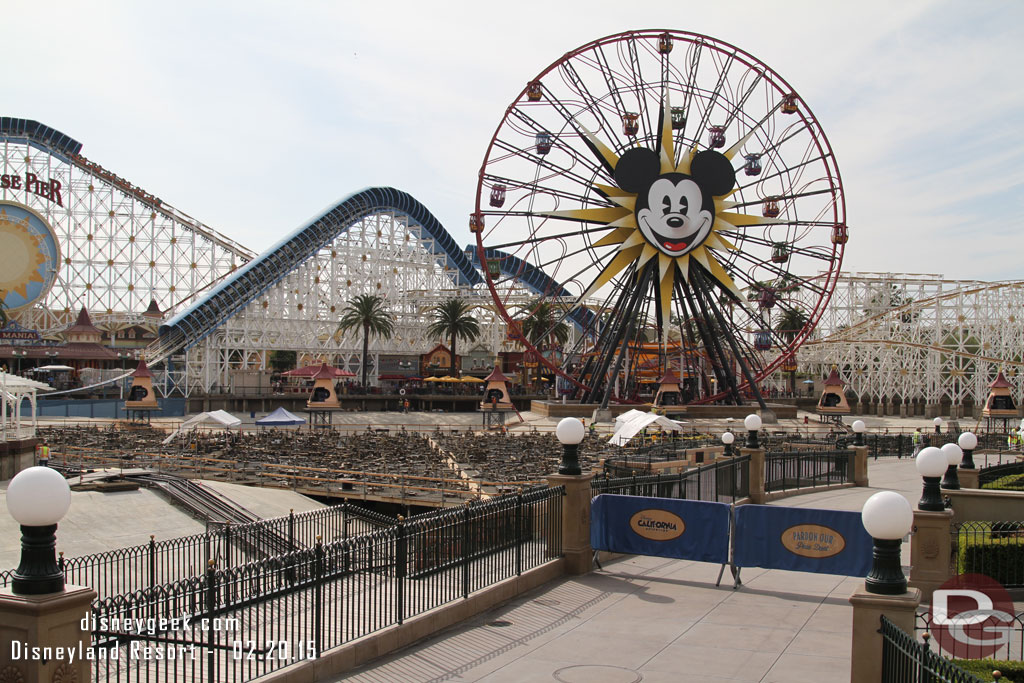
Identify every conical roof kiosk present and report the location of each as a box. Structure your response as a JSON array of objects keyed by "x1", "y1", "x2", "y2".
[
  {"x1": 816, "y1": 367, "x2": 851, "y2": 423},
  {"x1": 124, "y1": 359, "x2": 161, "y2": 424}
]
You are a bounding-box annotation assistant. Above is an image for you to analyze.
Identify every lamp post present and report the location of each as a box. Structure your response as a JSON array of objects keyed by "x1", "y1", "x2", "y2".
[
  {"x1": 940, "y1": 443, "x2": 963, "y2": 490},
  {"x1": 861, "y1": 490, "x2": 913, "y2": 594},
  {"x1": 5, "y1": 466, "x2": 72, "y2": 595},
  {"x1": 958, "y1": 431, "x2": 978, "y2": 469},
  {"x1": 116, "y1": 350, "x2": 133, "y2": 399},
  {"x1": 852, "y1": 419, "x2": 866, "y2": 447},
  {"x1": 744, "y1": 413, "x2": 762, "y2": 449},
  {"x1": 933, "y1": 416, "x2": 943, "y2": 436},
  {"x1": 556, "y1": 417, "x2": 584, "y2": 475},
  {"x1": 12, "y1": 348, "x2": 28, "y2": 374},
  {"x1": 721, "y1": 431, "x2": 735, "y2": 457},
  {"x1": 915, "y1": 446, "x2": 947, "y2": 511}
]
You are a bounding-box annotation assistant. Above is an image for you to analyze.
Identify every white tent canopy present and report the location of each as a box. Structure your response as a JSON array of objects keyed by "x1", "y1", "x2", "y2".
[
  {"x1": 255, "y1": 407, "x2": 306, "y2": 426},
  {"x1": 614, "y1": 409, "x2": 648, "y2": 431},
  {"x1": 608, "y1": 411, "x2": 686, "y2": 446},
  {"x1": 162, "y1": 410, "x2": 242, "y2": 444}
]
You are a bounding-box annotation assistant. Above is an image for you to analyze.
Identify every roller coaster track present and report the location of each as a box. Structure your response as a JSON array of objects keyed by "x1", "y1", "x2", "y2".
[
  {"x1": 805, "y1": 279, "x2": 1024, "y2": 366},
  {"x1": 148, "y1": 187, "x2": 482, "y2": 367},
  {"x1": 122, "y1": 472, "x2": 298, "y2": 558},
  {"x1": 0, "y1": 117, "x2": 256, "y2": 264}
]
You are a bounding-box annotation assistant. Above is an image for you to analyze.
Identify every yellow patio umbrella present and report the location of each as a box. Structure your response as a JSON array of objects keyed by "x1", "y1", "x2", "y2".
[
  {"x1": 438, "y1": 376, "x2": 458, "y2": 382},
  {"x1": 424, "y1": 376, "x2": 441, "y2": 382},
  {"x1": 459, "y1": 376, "x2": 484, "y2": 383}
]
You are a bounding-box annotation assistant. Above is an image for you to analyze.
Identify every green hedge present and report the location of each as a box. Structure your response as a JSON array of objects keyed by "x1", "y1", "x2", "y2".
[
  {"x1": 958, "y1": 534, "x2": 1024, "y2": 586},
  {"x1": 982, "y1": 474, "x2": 1024, "y2": 491},
  {"x1": 952, "y1": 659, "x2": 1024, "y2": 681}
]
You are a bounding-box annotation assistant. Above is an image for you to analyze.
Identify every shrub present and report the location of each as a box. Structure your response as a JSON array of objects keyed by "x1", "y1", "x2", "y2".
[
  {"x1": 958, "y1": 534, "x2": 1024, "y2": 586},
  {"x1": 952, "y1": 659, "x2": 1024, "y2": 681},
  {"x1": 982, "y1": 474, "x2": 1024, "y2": 491}
]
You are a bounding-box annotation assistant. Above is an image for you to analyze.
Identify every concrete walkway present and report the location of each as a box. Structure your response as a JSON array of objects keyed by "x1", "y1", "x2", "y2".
[{"x1": 340, "y1": 459, "x2": 921, "y2": 682}]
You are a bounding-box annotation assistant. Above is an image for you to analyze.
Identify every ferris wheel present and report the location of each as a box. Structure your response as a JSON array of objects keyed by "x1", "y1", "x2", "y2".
[{"x1": 472, "y1": 29, "x2": 846, "y2": 406}]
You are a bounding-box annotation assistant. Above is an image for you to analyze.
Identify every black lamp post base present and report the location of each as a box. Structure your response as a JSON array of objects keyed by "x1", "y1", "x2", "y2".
[
  {"x1": 918, "y1": 477, "x2": 946, "y2": 511},
  {"x1": 558, "y1": 444, "x2": 581, "y2": 476},
  {"x1": 960, "y1": 450, "x2": 976, "y2": 470},
  {"x1": 865, "y1": 538, "x2": 907, "y2": 595},
  {"x1": 11, "y1": 524, "x2": 65, "y2": 595},
  {"x1": 941, "y1": 464, "x2": 961, "y2": 490}
]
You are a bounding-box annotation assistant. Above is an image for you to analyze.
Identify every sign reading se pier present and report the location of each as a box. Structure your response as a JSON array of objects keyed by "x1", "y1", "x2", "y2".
[{"x1": 1, "y1": 173, "x2": 64, "y2": 206}]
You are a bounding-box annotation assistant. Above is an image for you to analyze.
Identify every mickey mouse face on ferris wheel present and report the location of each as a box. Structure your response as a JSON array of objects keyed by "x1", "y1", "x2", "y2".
[{"x1": 613, "y1": 147, "x2": 736, "y2": 258}]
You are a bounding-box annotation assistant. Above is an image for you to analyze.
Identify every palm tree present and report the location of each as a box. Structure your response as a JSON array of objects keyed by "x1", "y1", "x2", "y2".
[
  {"x1": 337, "y1": 294, "x2": 395, "y2": 388},
  {"x1": 425, "y1": 298, "x2": 480, "y2": 377},
  {"x1": 775, "y1": 306, "x2": 808, "y2": 394},
  {"x1": 517, "y1": 300, "x2": 570, "y2": 388}
]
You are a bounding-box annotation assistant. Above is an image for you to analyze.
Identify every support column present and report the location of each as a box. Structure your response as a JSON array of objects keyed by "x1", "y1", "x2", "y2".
[
  {"x1": 742, "y1": 447, "x2": 765, "y2": 504},
  {"x1": 849, "y1": 588, "x2": 921, "y2": 683},
  {"x1": 908, "y1": 509, "x2": 954, "y2": 603},
  {"x1": 899, "y1": 403, "x2": 908, "y2": 418},
  {"x1": 0, "y1": 584, "x2": 96, "y2": 683},
  {"x1": 547, "y1": 472, "x2": 596, "y2": 575}
]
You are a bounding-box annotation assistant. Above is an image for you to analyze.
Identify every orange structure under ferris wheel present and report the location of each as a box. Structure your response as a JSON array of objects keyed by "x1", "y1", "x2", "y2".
[{"x1": 472, "y1": 29, "x2": 847, "y2": 408}]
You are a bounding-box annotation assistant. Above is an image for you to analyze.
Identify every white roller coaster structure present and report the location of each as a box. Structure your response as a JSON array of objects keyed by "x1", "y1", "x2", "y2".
[{"x1": 798, "y1": 272, "x2": 1024, "y2": 418}]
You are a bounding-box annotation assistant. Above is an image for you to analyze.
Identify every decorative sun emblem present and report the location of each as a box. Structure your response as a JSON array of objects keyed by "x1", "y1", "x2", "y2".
[
  {"x1": 538, "y1": 94, "x2": 780, "y2": 321},
  {"x1": 0, "y1": 210, "x2": 47, "y2": 298},
  {"x1": 0, "y1": 202, "x2": 61, "y2": 312}
]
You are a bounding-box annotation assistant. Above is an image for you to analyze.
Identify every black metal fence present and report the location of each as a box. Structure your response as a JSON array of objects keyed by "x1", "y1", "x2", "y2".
[
  {"x1": 591, "y1": 455, "x2": 750, "y2": 503},
  {"x1": 87, "y1": 486, "x2": 563, "y2": 682},
  {"x1": 881, "y1": 616, "x2": 986, "y2": 682},
  {"x1": 978, "y1": 460, "x2": 1024, "y2": 487},
  {"x1": 916, "y1": 609, "x2": 1024, "y2": 662},
  {"x1": 0, "y1": 504, "x2": 396, "y2": 601},
  {"x1": 953, "y1": 520, "x2": 1024, "y2": 588},
  {"x1": 764, "y1": 450, "x2": 850, "y2": 493}
]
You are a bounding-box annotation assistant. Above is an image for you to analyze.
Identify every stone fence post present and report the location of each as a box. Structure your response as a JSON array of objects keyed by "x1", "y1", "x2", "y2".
[
  {"x1": 908, "y1": 508, "x2": 954, "y2": 603},
  {"x1": 0, "y1": 584, "x2": 96, "y2": 683},
  {"x1": 741, "y1": 447, "x2": 765, "y2": 504},
  {"x1": 849, "y1": 588, "x2": 921, "y2": 683},
  {"x1": 851, "y1": 445, "x2": 868, "y2": 487},
  {"x1": 547, "y1": 472, "x2": 596, "y2": 575}
]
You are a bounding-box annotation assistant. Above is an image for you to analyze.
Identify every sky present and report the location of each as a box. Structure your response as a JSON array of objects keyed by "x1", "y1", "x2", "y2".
[{"x1": 6, "y1": 0, "x2": 1023, "y2": 282}]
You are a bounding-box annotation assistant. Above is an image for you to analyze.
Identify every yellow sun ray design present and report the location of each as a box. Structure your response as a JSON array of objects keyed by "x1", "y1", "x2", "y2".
[
  {"x1": 0, "y1": 210, "x2": 47, "y2": 300},
  {"x1": 537, "y1": 93, "x2": 766, "y2": 322}
]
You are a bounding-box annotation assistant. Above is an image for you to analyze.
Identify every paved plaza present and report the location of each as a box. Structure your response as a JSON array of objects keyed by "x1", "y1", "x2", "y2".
[{"x1": 339, "y1": 458, "x2": 917, "y2": 683}]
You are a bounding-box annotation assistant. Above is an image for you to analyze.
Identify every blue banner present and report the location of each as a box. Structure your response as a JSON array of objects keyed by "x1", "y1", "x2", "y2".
[
  {"x1": 733, "y1": 505, "x2": 872, "y2": 577},
  {"x1": 590, "y1": 494, "x2": 730, "y2": 564}
]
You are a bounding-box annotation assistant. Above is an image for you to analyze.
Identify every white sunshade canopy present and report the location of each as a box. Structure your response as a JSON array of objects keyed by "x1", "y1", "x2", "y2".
[
  {"x1": 608, "y1": 411, "x2": 686, "y2": 446},
  {"x1": 614, "y1": 409, "x2": 648, "y2": 430},
  {"x1": 161, "y1": 410, "x2": 242, "y2": 444}
]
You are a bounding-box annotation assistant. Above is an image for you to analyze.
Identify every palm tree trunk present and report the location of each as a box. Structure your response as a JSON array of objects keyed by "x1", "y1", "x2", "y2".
[
  {"x1": 450, "y1": 333, "x2": 457, "y2": 377},
  {"x1": 361, "y1": 322, "x2": 370, "y2": 389}
]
